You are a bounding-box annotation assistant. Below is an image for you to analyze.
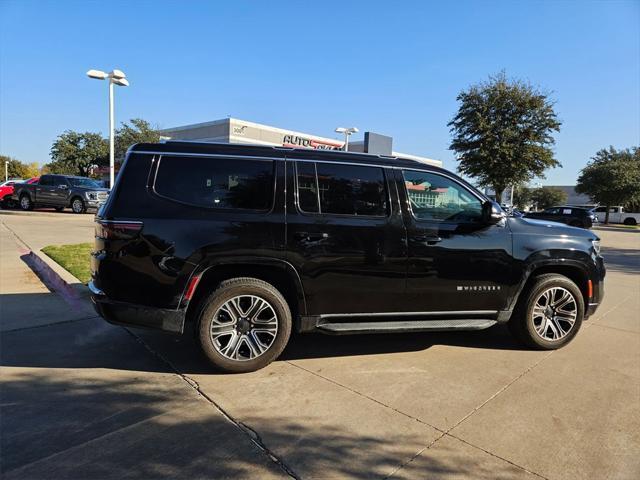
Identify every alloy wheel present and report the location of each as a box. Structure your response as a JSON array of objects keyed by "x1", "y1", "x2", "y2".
[
  {"x1": 72, "y1": 199, "x2": 83, "y2": 213},
  {"x1": 531, "y1": 287, "x2": 578, "y2": 341},
  {"x1": 20, "y1": 196, "x2": 30, "y2": 209},
  {"x1": 210, "y1": 295, "x2": 278, "y2": 361}
]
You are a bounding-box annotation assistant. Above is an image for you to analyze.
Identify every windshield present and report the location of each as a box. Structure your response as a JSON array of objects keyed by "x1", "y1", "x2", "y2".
[{"x1": 68, "y1": 177, "x2": 101, "y2": 188}]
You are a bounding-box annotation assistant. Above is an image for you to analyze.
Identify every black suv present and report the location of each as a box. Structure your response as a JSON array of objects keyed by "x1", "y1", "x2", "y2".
[
  {"x1": 524, "y1": 206, "x2": 597, "y2": 229},
  {"x1": 90, "y1": 142, "x2": 605, "y2": 372}
]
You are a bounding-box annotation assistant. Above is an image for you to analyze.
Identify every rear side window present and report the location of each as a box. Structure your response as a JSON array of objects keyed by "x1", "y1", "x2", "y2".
[
  {"x1": 154, "y1": 156, "x2": 274, "y2": 210},
  {"x1": 296, "y1": 161, "x2": 387, "y2": 216},
  {"x1": 39, "y1": 176, "x2": 54, "y2": 186}
]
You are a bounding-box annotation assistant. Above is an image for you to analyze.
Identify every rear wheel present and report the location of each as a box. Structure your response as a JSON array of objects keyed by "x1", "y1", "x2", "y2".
[
  {"x1": 509, "y1": 274, "x2": 583, "y2": 350},
  {"x1": 569, "y1": 220, "x2": 582, "y2": 228},
  {"x1": 71, "y1": 197, "x2": 86, "y2": 214},
  {"x1": 623, "y1": 217, "x2": 637, "y2": 226},
  {"x1": 19, "y1": 194, "x2": 33, "y2": 211},
  {"x1": 197, "y1": 277, "x2": 292, "y2": 373}
]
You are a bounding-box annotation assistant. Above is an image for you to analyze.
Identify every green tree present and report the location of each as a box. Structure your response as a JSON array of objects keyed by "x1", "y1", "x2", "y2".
[
  {"x1": 1, "y1": 155, "x2": 40, "y2": 179},
  {"x1": 530, "y1": 186, "x2": 568, "y2": 210},
  {"x1": 115, "y1": 118, "x2": 161, "y2": 162},
  {"x1": 49, "y1": 131, "x2": 108, "y2": 176},
  {"x1": 448, "y1": 72, "x2": 562, "y2": 203},
  {"x1": 512, "y1": 184, "x2": 533, "y2": 210},
  {"x1": 576, "y1": 146, "x2": 640, "y2": 223}
]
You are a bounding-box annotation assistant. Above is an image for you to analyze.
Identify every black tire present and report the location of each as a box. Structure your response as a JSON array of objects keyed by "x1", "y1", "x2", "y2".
[
  {"x1": 71, "y1": 197, "x2": 86, "y2": 214},
  {"x1": 569, "y1": 220, "x2": 582, "y2": 228},
  {"x1": 19, "y1": 194, "x2": 33, "y2": 211},
  {"x1": 623, "y1": 217, "x2": 637, "y2": 226},
  {"x1": 509, "y1": 274, "x2": 584, "y2": 350},
  {"x1": 55, "y1": 206, "x2": 64, "y2": 212},
  {"x1": 197, "y1": 277, "x2": 292, "y2": 373}
]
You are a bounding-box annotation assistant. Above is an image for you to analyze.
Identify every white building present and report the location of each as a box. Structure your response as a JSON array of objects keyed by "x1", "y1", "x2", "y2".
[{"x1": 160, "y1": 117, "x2": 442, "y2": 167}]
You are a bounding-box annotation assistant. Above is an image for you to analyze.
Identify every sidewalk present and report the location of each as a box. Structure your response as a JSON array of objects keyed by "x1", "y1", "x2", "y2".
[{"x1": 0, "y1": 218, "x2": 290, "y2": 479}]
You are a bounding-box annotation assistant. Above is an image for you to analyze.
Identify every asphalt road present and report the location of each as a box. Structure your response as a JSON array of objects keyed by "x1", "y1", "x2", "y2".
[{"x1": 1, "y1": 210, "x2": 638, "y2": 479}]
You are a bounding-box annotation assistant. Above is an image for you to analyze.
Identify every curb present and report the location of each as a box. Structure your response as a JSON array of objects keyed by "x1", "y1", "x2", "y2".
[{"x1": 22, "y1": 250, "x2": 93, "y2": 315}]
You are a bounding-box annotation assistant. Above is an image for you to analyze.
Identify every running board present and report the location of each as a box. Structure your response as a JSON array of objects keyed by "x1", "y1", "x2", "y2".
[{"x1": 316, "y1": 319, "x2": 497, "y2": 335}]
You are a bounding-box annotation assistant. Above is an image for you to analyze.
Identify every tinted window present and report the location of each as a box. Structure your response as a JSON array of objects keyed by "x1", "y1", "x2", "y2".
[
  {"x1": 39, "y1": 176, "x2": 54, "y2": 186},
  {"x1": 68, "y1": 177, "x2": 100, "y2": 188},
  {"x1": 296, "y1": 162, "x2": 319, "y2": 213},
  {"x1": 154, "y1": 156, "x2": 274, "y2": 210},
  {"x1": 53, "y1": 176, "x2": 69, "y2": 187},
  {"x1": 403, "y1": 170, "x2": 482, "y2": 222},
  {"x1": 312, "y1": 163, "x2": 387, "y2": 216}
]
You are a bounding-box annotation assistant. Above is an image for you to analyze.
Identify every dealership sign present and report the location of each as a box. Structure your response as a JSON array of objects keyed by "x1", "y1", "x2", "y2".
[{"x1": 282, "y1": 134, "x2": 343, "y2": 150}]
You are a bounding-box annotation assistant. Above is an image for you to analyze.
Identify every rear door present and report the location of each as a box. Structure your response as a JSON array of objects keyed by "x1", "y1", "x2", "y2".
[
  {"x1": 285, "y1": 158, "x2": 407, "y2": 315},
  {"x1": 35, "y1": 175, "x2": 57, "y2": 204}
]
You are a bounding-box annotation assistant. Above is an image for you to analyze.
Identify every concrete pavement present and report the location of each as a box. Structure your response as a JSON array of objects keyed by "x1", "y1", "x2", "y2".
[{"x1": 1, "y1": 211, "x2": 639, "y2": 479}]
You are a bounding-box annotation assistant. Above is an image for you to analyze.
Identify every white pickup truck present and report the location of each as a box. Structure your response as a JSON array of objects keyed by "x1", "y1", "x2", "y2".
[{"x1": 592, "y1": 206, "x2": 640, "y2": 225}]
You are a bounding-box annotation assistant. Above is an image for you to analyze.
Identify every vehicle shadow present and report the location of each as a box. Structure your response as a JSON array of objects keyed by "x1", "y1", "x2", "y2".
[
  {"x1": 133, "y1": 321, "x2": 528, "y2": 376},
  {"x1": 1, "y1": 316, "x2": 523, "y2": 479}
]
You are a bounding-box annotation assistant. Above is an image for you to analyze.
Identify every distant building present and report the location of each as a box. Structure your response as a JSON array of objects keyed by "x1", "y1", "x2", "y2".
[
  {"x1": 546, "y1": 186, "x2": 592, "y2": 206},
  {"x1": 159, "y1": 117, "x2": 442, "y2": 167}
]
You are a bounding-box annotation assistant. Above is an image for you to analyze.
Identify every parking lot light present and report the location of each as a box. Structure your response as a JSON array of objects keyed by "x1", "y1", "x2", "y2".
[
  {"x1": 335, "y1": 127, "x2": 359, "y2": 152},
  {"x1": 87, "y1": 68, "x2": 129, "y2": 189}
]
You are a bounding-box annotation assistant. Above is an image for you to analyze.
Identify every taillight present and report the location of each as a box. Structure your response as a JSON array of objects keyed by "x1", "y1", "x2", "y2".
[{"x1": 96, "y1": 220, "x2": 143, "y2": 240}]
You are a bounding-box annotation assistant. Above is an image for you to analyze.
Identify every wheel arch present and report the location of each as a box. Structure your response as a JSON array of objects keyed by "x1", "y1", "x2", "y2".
[
  {"x1": 183, "y1": 258, "x2": 306, "y2": 329},
  {"x1": 511, "y1": 262, "x2": 590, "y2": 313}
]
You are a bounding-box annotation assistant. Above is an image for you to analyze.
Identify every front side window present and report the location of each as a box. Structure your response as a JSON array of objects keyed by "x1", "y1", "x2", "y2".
[
  {"x1": 154, "y1": 156, "x2": 274, "y2": 210},
  {"x1": 296, "y1": 161, "x2": 387, "y2": 216},
  {"x1": 53, "y1": 177, "x2": 69, "y2": 187},
  {"x1": 68, "y1": 177, "x2": 100, "y2": 188},
  {"x1": 403, "y1": 170, "x2": 482, "y2": 222}
]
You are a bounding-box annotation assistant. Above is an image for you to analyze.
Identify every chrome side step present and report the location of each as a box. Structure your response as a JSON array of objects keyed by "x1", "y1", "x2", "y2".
[{"x1": 316, "y1": 319, "x2": 497, "y2": 335}]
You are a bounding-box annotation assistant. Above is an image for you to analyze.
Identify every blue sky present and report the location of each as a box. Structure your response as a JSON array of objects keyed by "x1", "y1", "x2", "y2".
[{"x1": 1, "y1": 0, "x2": 638, "y2": 185}]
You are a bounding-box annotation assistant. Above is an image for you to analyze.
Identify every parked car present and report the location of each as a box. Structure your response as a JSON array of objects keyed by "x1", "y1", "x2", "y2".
[
  {"x1": 14, "y1": 174, "x2": 109, "y2": 213},
  {"x1": 592, "y1": 206, "x2": 640, "y2": 226},
  {"x1": 90, "y1": 142, "x2": 605, "y2": 373},
  {"x1": 524, "y1": 206, "x2": 596, "y2": 229},
  {"x1": 0, "y1": 179, "x2": 23, "y2": 208}
]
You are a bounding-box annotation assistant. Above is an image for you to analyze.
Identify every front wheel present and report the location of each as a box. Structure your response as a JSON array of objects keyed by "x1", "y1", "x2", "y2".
[
  {"x1": 71, "y1": 197, "x2": 86, "y2": 214},
  {"x1": 623, "y1": 217, "x2": 637, "y2": 226},
  {"x1": 197, "y1": 277, "x2": 292, "y2": 373},
  {"x1": 509, "y1": 274, "x2": 584, "y2": 350}
]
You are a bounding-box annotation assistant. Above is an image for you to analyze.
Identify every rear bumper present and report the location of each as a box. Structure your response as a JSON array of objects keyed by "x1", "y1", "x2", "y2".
[{"x1": 89, "y1": 281, "x2": 185, "y2": 334}]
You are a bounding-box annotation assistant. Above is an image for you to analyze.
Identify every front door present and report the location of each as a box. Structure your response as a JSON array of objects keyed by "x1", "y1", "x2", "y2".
[
  {"x1": 286, "y1": 158, "x2": 407, "y2": 315},
  {"x1": 397, "y1": 168, "x2": 513, "y2": 313}
]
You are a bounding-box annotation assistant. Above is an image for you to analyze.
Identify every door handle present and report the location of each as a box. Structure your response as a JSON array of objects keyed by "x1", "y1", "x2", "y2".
[
  {"x1": 295, "y1": 232, "x2": 329, "y2": 242},
  {"x1": 411, "y1": 235, "x2": 442, "y2": 245}
]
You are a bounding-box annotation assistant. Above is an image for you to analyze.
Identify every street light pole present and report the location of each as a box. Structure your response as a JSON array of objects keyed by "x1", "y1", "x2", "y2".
[
  {"x1": 334, "y1": 127, "x2": 359, "y2": 152},
  {"x1": 4, "y1": 161, "x2": 8, "y2": 182},
  {"x1": 87, "y1": 69, "x2": 129, "y2": 189},
  {"x1": 109, "y1": 80, "x2": 115, "y2": 188}
]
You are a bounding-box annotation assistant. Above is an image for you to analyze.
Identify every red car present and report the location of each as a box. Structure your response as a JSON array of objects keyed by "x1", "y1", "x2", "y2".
[{"x1": 1, "y1": 177, "x2": 39, "y2": 208}]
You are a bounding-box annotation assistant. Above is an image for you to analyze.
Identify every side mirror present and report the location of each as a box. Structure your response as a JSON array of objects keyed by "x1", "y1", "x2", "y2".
[{"x1": 482, "y1": 200, "x2": 506, "y2": 224}]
